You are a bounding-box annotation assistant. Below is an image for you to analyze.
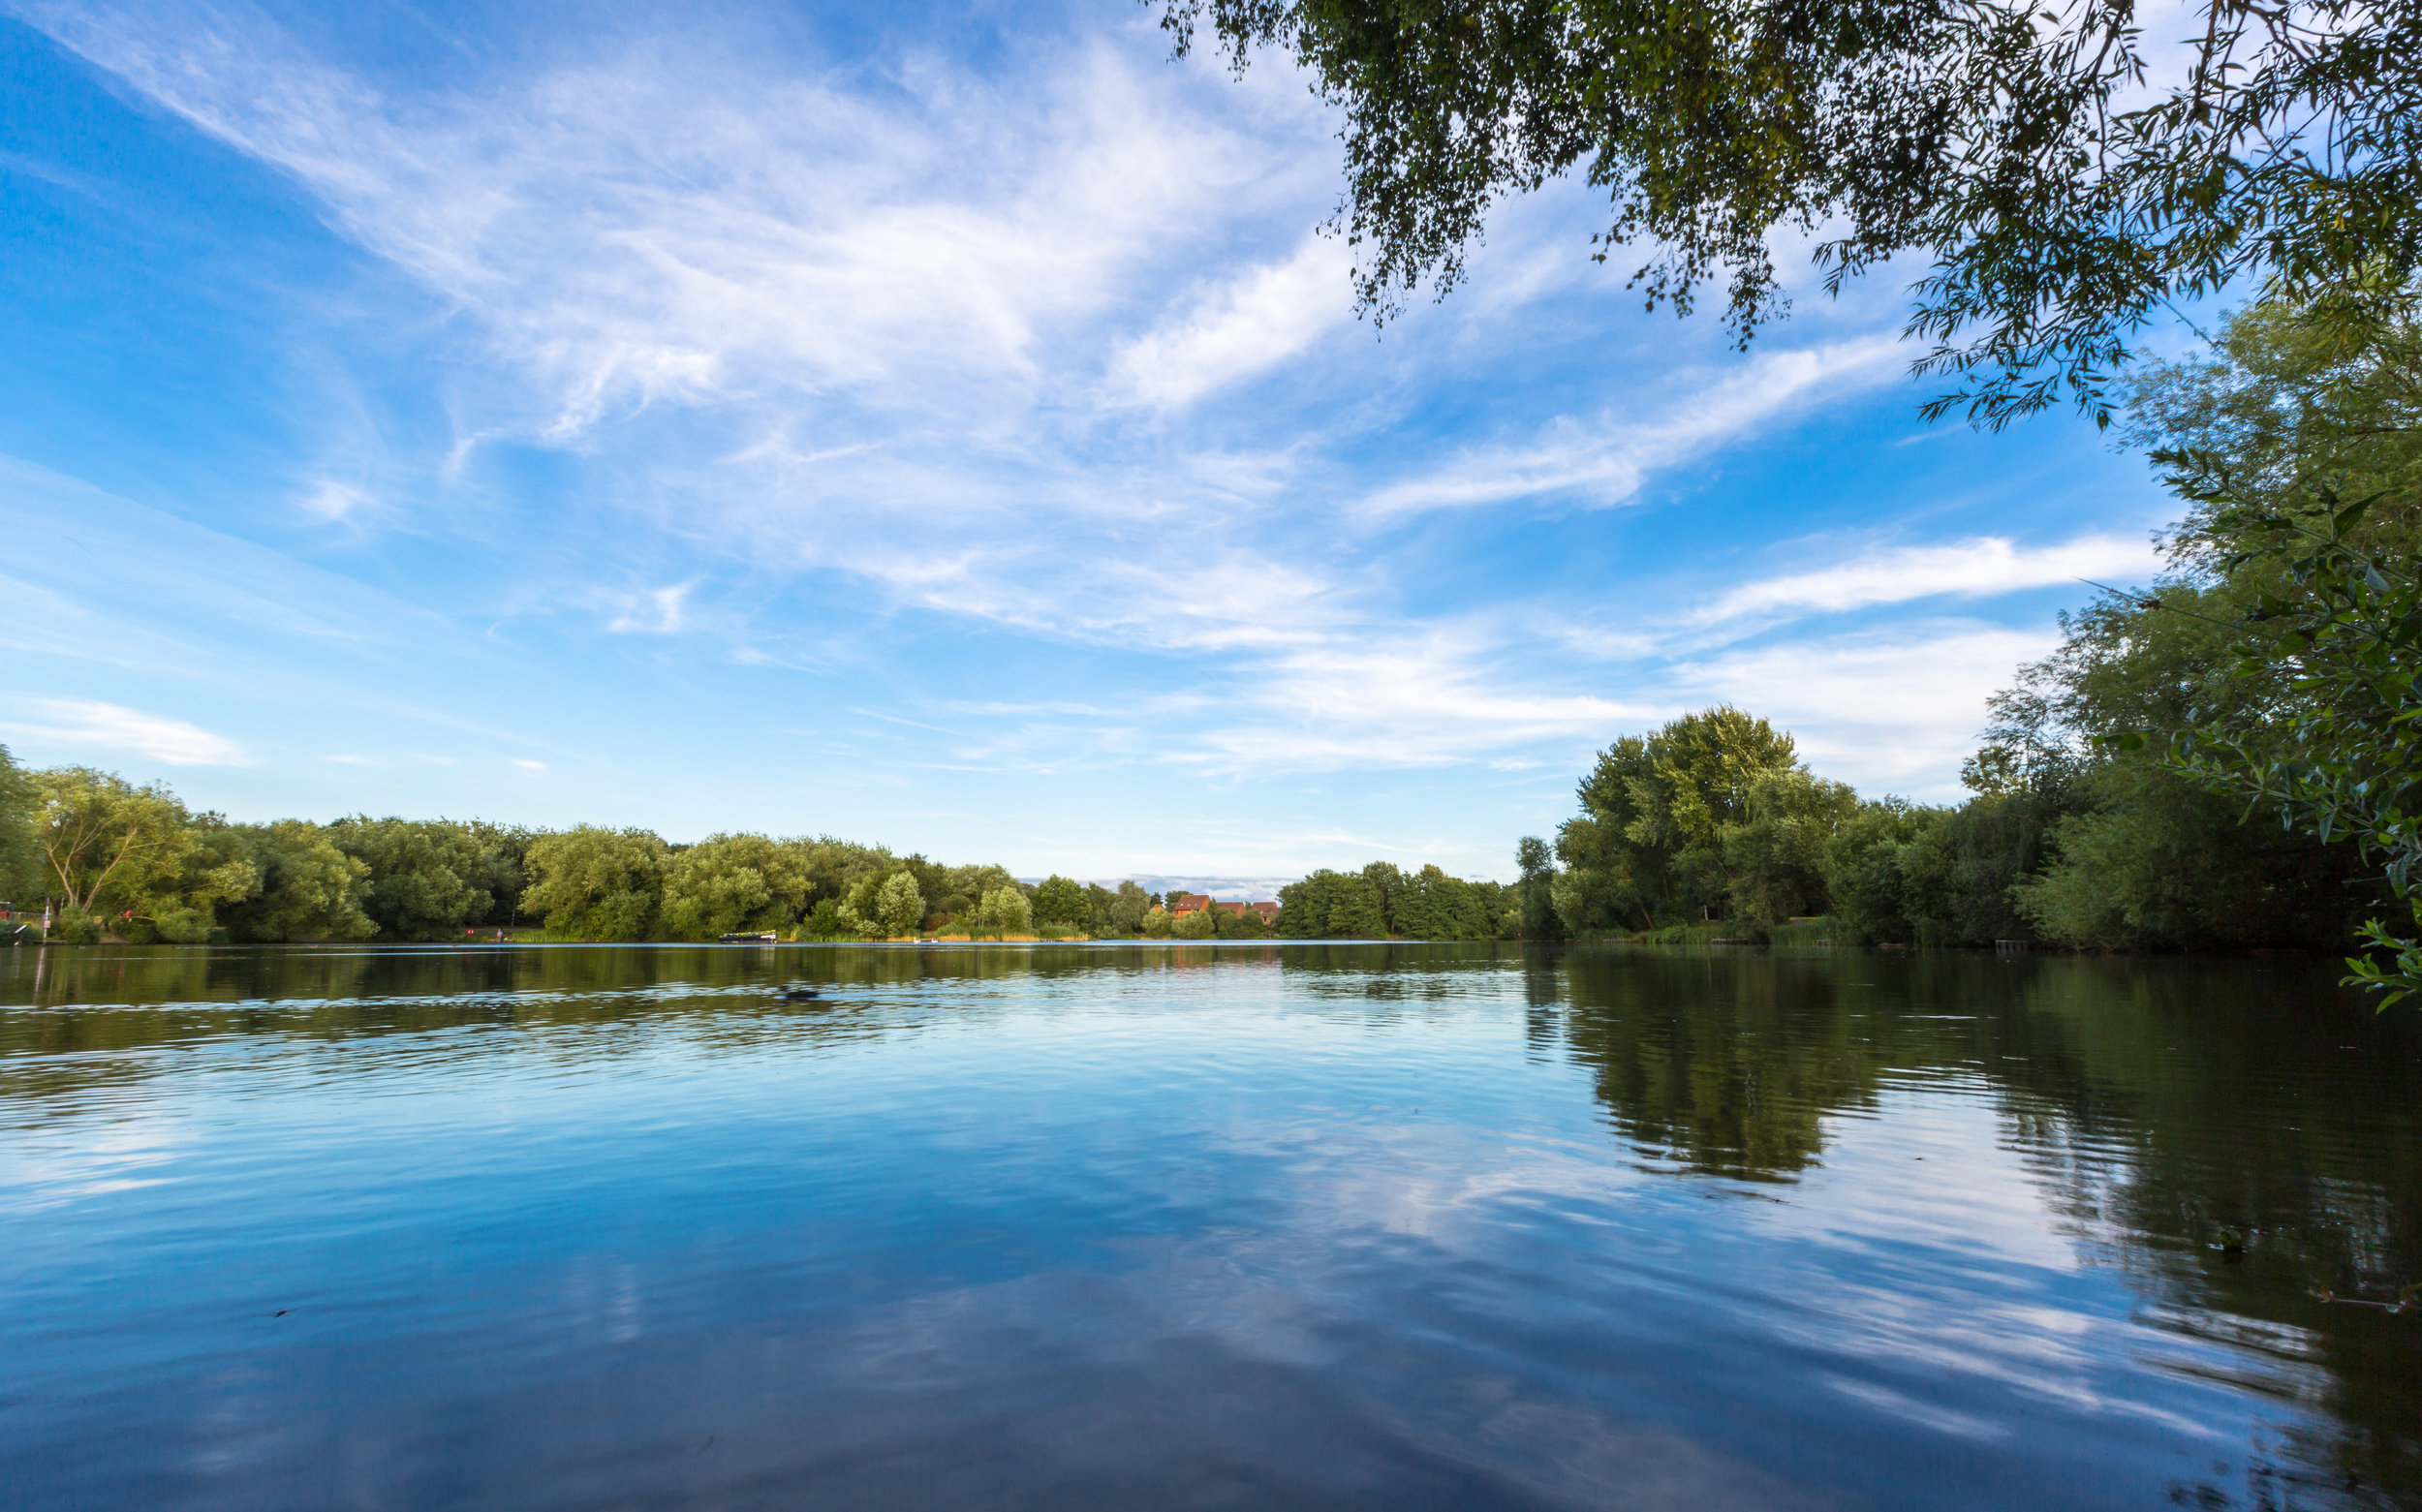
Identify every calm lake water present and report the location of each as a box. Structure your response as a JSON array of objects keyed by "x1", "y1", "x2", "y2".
[{"x1": 3, "y1": 942, "x2": 2418, "y2": 1510}]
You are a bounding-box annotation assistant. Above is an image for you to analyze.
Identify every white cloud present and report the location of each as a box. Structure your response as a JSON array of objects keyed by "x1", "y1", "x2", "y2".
[
  {"x1": 297, "y1": 478, "x2": 372, "y2": 521},
  {"x1": 1109, "y1": 234, "x2": 1354, "y2": 408},
  {"x1": 606, "y1": 582, "x2": 697, "y2": 634},
  {"x1": 1191, "y1": 631, "x2": 1661, "y2": 773},
  {"x1": 5, "y1": 698, "x2": 251, "y2": 766},
  {"x1": 1354, "y1": 336, "x2": 1902, "y2": 518},
  {"x1": 1701, "y1": 535, "x2": 2158, "y2": 623},
  {"x1": 11, "y1": 1, "x2": 2104, "y2": 825},
  {"x1": 1670, "y1": 624, "x2": 2062, "y2": 794},
  {"x1": 26, "y1": 7, "x2": 1291, "y2": 440},
  {"x1": 19, "y1": 5, "x2": 1397, "y2": 659}
]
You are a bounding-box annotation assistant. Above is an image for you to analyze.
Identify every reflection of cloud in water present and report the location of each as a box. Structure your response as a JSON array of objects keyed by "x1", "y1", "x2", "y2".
[
  {"x1": 508, "y1": 1238, "x2": 1847, "y2": 1511},
  {"x1": 4, "y1": 942, "x2": 2416, "y2": 1509},
  {"x1": 0, "y1": 1107, "x2": 195, "y2": 1213}
]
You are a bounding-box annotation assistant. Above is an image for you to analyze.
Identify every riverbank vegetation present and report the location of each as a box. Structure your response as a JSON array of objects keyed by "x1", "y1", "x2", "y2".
[
  {"x1": 1271, "y1": 865, "x2": 1515, "y2": 941},
  {"x1": 0, "y1": 781, "x2": 1192, "y2": 945},
  {"x1": 0, "y1": 754, "x2": 1538, "y2": 943},
  {"x1": 1542, "y1": 280, "x2": 2420, "y2": 991}
]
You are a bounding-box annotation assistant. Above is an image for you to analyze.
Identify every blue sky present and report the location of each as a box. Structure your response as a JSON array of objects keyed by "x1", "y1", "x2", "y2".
[{"x1": 0, "y1": 0, "x2": 2179, "y2": 882}]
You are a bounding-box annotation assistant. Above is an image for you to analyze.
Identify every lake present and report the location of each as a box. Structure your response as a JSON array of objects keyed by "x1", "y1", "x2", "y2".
[{"x1": 3, "y1": 942, "x2": 2418, "y2": 1510}]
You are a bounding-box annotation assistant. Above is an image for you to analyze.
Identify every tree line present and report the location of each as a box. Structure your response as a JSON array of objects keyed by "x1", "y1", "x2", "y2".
[
  {"x1": 0, "y1": 760, "x2": 1542, "y2": 944},
  {"x1": 1272, "y1": 865, "x2": 1517, "y2": 941},
  {"x1": 1536, "y1": 693, "x2": 2371, "y2": 952},
  {"x1": 1538, "y1": 280, "x2": 2419, "y2": 975},
  {"x1": 0, "y1": 782, "x2": 1253, "y2": 944}
]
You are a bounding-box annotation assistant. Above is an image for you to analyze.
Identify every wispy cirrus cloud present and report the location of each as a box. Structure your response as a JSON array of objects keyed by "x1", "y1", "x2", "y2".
[
  {"x1": 5, "y1": 699, "x2": 250, "y2": 766},
  {"x1": 23, "y1": 4, "x2": 1913, "y2": 631},
  {"x1": 1352, "y1": 336, "x2": 1903, "y2": 518},
  {"x1": 24, "y1": 3, "x2": 1303, "y2": 438},
  {"x1": 1109, "y1": 233, "x2": 1355, "y2": 409},
  {"x1": 1700, "y1": 534, "x2": 2158, "y2": 624},
  {"x1": 606, "y1": 582, "x2": 699, "y2": 635},
  {"x1": 1196, "y1": 634, "x2": 1660, "y2": 771},
  {"x1": 1, "y1": 0, "x2": 2170, "y2": 862}
]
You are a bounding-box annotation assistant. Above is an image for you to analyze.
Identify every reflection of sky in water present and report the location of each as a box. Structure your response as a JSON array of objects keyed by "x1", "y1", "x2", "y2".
[{"x1": 1, "y1": 944, "x2": 2415, "y2": 1509}]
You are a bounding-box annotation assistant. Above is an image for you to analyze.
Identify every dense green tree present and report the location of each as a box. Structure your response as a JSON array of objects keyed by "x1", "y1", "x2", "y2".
[
  {"x1": 1391, "y1": 864, "x2": 1503, "y2": 940},
  {"x1": 799, "y1": 897, "x2": 849, "y2": 941},
  {"x1": 1554, "y1": 708, "x2": 1814, "y2": 930},
  {"x1": 834, "y1": 873, "x2": 886, "y2": 938},
  {"x1": 2118, "y1": 283, "x2": 2422, "y2": 994},
  {"x1": 328, "y1": 818, "x2": 525, "y2": 939},
  {"x1": 918, "y1": 860, "x2": 1018, "y2": 930},
  {"x1": 1163, "y1": 0, "x2": 2422, "y2": 425},
  {"x1": 210, "y1": 820, "x2": 378, "y2": 943},
  {"x1": 519, "y1": 827, "x2": 668, "y2": 941},
  {"x1": 1211, "y1": 901, "x2": 1272, "y2": 938},
  {"x1": 1902, "y1": 750, "x2": 2076, "y2": 945},
  {"x1": 1989, "y1": 589, "x2": 2360, "y2": 955},
  {"x1": 1819, "y1": 777, "x2": 2070, "y2": 948},
  {"x1": 1514, "y1": 836, "x2": 1564, "y2": 941},
  {"x1": 1277, "y1": 870, "x2": 1387, "y2": 938},
  {"x1": 28, "y1": 768, "x2": 252, "y2": 941},
  {"x1": 976, "y1": 882, "x2": 1031, "y2": 935},
  {"x1": 1552, "y1": 735, "x2": 1665, "y2": 931},
  {"x1": 0, "y1": 744, "x2": 36, "y2": 910},
  {"x1": 0, "y1": 763, "x2": 1079, "y2": 949},
  {"x1": 1033, "y1": 875, "x2": 1089, "y2": 927},
  {"x1": 1087, "y1": 879, "x2": 1154, "y2": 939},
  {"x1": 1327, "y1": 876, "x2": 1388, "y2": 938},
  {"x1": 660, "y1": 832, "x2": 811, "y2": 939},
  {"x1": 1970, "y1": 287, "x2": 2404, "y2": 955},
  {"x1": 2016, "y1": 760, "x2": 2367, "y2": 950},
  {"x1": 1719, "y1": 768, "x2": 1861, "y2": 925},
  {"x1": 2162, "y1": 502, "x2": 2422, "y2": 992},
  {"x1": 875, "y1": 871, "x2": 928, "y2": 938},
  {"x1": 1271, "y1": 881, "x2": 1312, "y2": 937},
  {"x1": 1356, "y1": 862, "x2": 1408, "y2": 935},
  {"x1": 1172, "y1": 904, "x2": 1219, "y2": 940},
  {"x1": 1821, "y1": 800, "x2": 1938, "y2": 944},
  {"x1": 790, "y1": 838, "x2": 906, "y2": 913},
  {"x1": 1630, "y1": 707, "x2": 1803, "y2": 879}
]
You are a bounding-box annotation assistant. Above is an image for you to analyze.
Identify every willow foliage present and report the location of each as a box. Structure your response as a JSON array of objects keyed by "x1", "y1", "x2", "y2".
[{"x1": 1161, "y1": 0, "x2": 2422, "y2": 424}]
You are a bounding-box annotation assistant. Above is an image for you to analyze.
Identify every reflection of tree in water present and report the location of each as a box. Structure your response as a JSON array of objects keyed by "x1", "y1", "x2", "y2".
[
  {"x1": 1554, "y1": 951, "x2": 1929, "y2": 1180},
  {"x1": 0, "y1": 942, "x2": 1250, "y2": 1114},
  {"x1": 1281, "y1": 941, "x2": 1526, "y2": 1010},
  {"x1": 1994, "y1": 964, "x2": 2422, "y2": 1506},
  {"x1": 1554, "y1": 947, "x2": 2422, "y2": 1506},
  {"x1": 8, "y1": 940, "x2": 2418, "y2": 1501}
]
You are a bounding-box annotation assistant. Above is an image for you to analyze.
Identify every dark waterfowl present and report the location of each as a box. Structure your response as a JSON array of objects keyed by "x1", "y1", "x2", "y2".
[{"x1": 774, "y1": 985, "x2": 822, "y2": 1003}]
